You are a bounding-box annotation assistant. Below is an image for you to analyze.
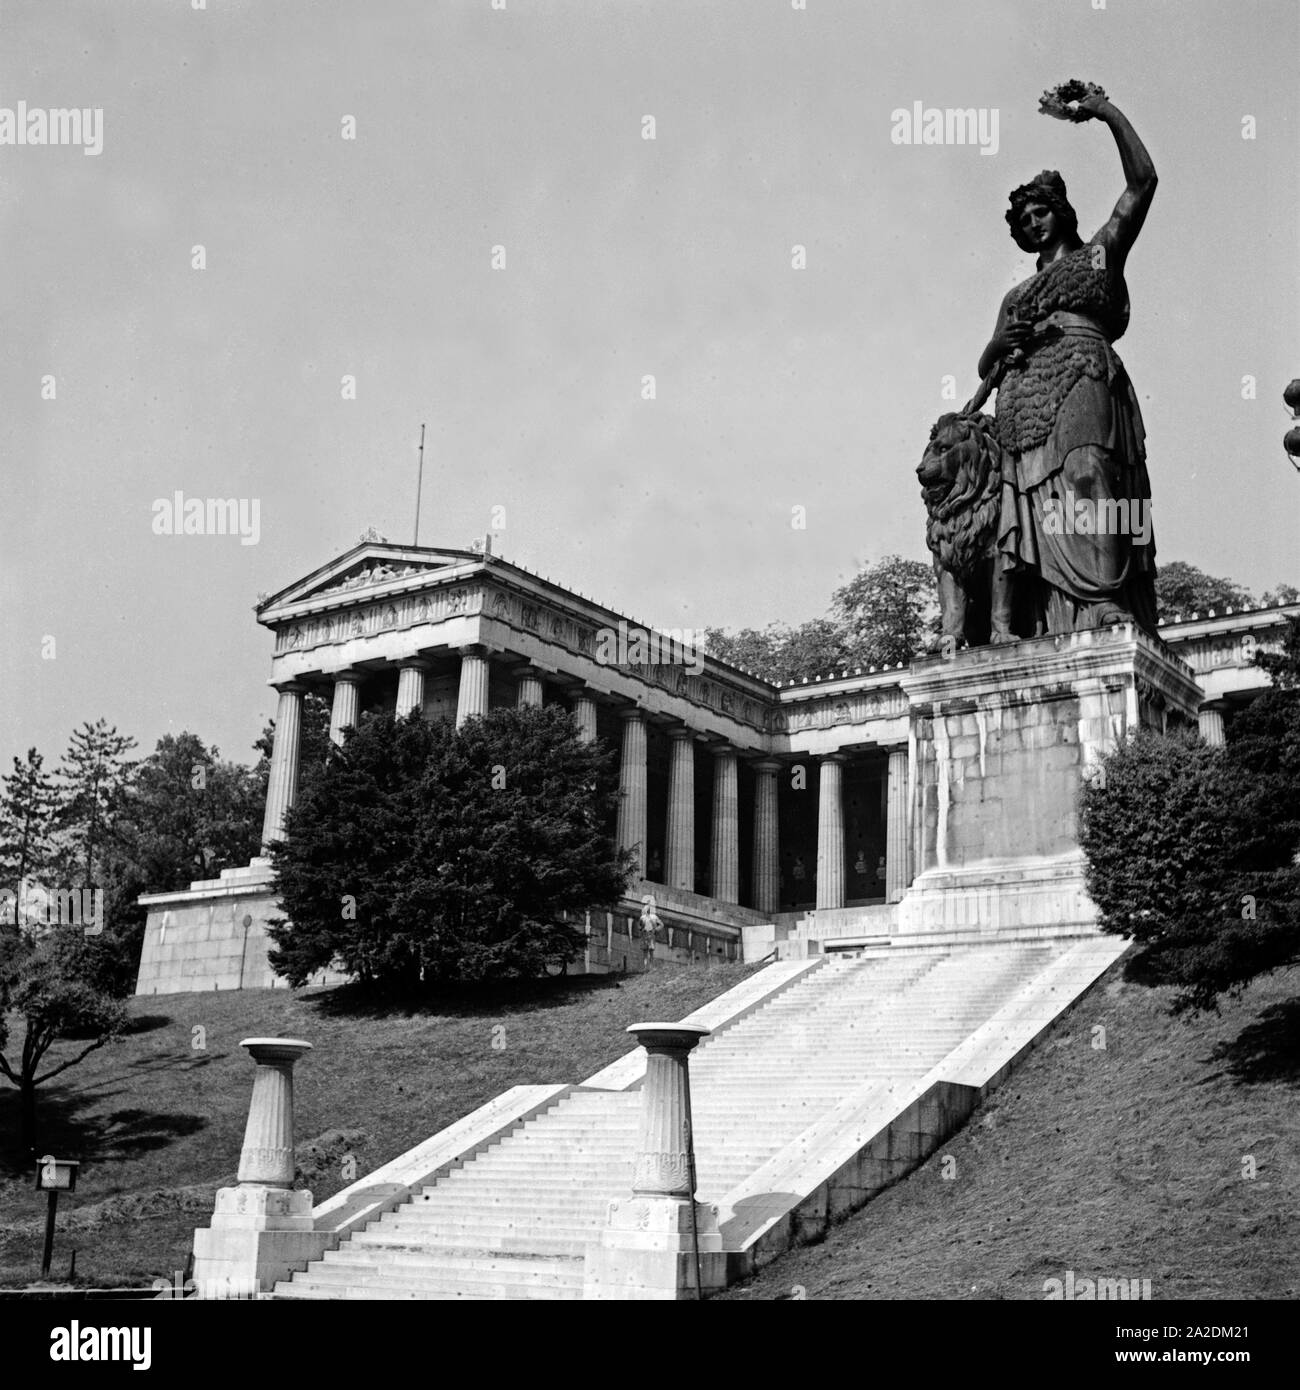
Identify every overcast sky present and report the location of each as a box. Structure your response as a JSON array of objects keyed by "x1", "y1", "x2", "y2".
[{"x1": 2, "y1": 0, "x2": 1297, "y2": 773}]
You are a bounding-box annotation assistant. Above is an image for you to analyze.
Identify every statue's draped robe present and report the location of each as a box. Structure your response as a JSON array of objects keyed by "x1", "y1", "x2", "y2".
[{"x1": 995, "y1": 241, "x2": 1158, "y2": 637}]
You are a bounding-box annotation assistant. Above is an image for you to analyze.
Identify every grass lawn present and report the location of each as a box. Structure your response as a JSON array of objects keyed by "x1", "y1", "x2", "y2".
[
  {"x1": 718, "y1": 962, "x2": 1300, "y2": 1301},
  {"x1": 0, "y1": 960, "x2": 759, "y2": 1290}
]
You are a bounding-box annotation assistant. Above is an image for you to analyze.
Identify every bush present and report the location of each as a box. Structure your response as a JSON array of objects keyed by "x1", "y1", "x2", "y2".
[
  {"x1": 1081, "y1": 718, "x2": 1300, "y2": 1013},
  {"x1": 267, "y1": 705, "x2": 633, "y2": 992}
]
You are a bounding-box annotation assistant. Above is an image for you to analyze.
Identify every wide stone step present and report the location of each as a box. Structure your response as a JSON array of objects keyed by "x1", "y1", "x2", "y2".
[
  {"x1": 295, "y1": 1266, "x2": 584, "y2": 1295},
  {"x1": 352, "y1": 1227, "x2": 592, "y2": 1255},
  {"x1": 275, "y1": 1277, "x2": 581, "y2": 1301},
  {"x1": 424, "y1": 1174, "x2": 629, "y2": 1192},
  {"x1": 408, "y1": 1192, "x2": 619, "y2": 1211}
]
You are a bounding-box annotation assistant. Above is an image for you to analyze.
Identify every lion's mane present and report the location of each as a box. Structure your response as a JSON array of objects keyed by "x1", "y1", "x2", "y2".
[{"x1": 921, "y1": 412, "x2": 1003, "y2": 576}]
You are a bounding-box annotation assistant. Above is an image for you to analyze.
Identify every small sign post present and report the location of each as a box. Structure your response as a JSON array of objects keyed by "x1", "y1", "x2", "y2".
[{"x1": 34, "y1": 1156, "x2": 79, "y2": 1279}]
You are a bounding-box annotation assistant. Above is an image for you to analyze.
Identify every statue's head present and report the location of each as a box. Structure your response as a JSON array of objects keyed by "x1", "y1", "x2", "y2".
[{"x1": 1006, "y1": 170, "x2": 1081, "y2": 254}]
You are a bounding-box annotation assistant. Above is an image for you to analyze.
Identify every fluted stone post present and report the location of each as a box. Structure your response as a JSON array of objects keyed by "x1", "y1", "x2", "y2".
[
  {"x1": 885, "y1": 747, "x2": 911, "y2": 903},
  {"x1": 191, "y1": 1037, "x2": 323, "y2": 1298},
  {"x1": 1198, "y1": 701, "x2": 1228, "y2": 747},
  {"x1": 455, "y1": 645, "x2": 490, "y2": 727},
  {"x1": 516, "y1": 664, "x2": 545, "y2": 708},
  {"x1": 572, "y1": 688, "x2": 599, "y2": 744},
  {"x1": 629, "y1": 1024, "x2": 709, "y2": 1196},
  {"x1": 751, "y1": 759, "x2": 781, "y2": 914},
  {"x1": 236, "y1": 1038, "x2": 311, "y2": 1187},
  {"x1": 710, "y1": 746, "x2": 739, "y2": 904},
  {"x1": 616, "y1": 708, "x2": 648, "y2": 878},
  {"x1": 395, "y1": 658, "x2": 431, "y2": 719},
  {"x1": 816, "y1": 754, "x2": 847, "y2": 911},
  {"x1": 327, "y1": 669, "x2": 363, "y2": 747},
  {"x1": 261, "y1": 681, "x2": 307, "y2": 846},
  {"x1": 584, "y1": 1022, "x2": 725, "y2": 1300},
  {"x1": 665, "y1": 728, "x2": 696, "y2": 893}
]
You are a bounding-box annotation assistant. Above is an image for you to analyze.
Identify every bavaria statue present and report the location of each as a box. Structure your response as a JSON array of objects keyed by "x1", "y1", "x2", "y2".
[{"x1": 918, "y1": 81, "x2": 1160, "y2": 649}]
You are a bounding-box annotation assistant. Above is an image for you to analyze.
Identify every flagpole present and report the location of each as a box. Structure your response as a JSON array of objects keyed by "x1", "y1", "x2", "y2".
[{"x1": 413, "y1": 423, "x2": 426, "y2": 547}]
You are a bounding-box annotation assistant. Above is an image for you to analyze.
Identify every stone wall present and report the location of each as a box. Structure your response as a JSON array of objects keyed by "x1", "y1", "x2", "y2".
[{"x1": 135, "y1": 866, "x2": 346, "y2": 996}]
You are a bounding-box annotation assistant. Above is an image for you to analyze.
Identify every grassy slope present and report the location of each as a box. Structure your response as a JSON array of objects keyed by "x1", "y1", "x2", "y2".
[
  {"x1": 719, "y1": 963, "x2": 1300, "y2": 1301},
  {"x1": 0, "y1": 961, "x2": 759, "y2": 1289}
]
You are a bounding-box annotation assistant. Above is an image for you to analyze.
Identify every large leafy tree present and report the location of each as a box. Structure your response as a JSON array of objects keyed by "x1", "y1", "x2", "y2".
[
  {"x1": 267, "y1": 705, "x2": 634, "y2": 992},
  {"x1": 1154, "y1": 561, "x2": 1255, "y2": 622},
  {"x1": 706, "y1": 557, "x2": 938, "y2": 685},
  {"x1": 704, "y1": 618, "x2": 851, "y2": 686},
  {"x1": 831, "y1": 555, "x2": 939, "y2": 667}
]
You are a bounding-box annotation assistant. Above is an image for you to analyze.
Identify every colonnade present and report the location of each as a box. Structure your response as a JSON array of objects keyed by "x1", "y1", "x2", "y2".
[{"x1": 260, "y1": 648, "x2": 912, "y2": 912}]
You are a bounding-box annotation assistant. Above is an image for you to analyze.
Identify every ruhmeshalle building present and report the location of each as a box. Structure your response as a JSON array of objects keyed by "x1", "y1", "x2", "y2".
[{"x1": 134, "y1": 538, "x2": 1298, "y2": 995}]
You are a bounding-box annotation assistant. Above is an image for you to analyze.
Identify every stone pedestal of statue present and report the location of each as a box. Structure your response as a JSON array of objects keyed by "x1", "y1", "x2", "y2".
[{"x1": 897, "y1": 625, "x2": 1202, "y2": 938}]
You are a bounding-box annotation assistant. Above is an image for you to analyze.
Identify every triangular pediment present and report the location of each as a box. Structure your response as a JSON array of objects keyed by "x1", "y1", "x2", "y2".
[{"x1": 257, "y1": 543, "x2": 485, "y2": 617}]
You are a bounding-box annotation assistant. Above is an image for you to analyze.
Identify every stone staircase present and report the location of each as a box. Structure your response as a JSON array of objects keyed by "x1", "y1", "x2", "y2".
[{"x1": 273, "y1": 938, "x2": 1084, "y2": 1300}]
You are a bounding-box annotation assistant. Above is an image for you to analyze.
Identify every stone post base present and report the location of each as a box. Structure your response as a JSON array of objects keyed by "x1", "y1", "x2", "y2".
[
  {"x1": 191, "y1": 1186, "x2": 329, "y2": 1298},
  {"x1": 896, "y1": 851, "x2": 1097, "y2": 938},
  {"x1": 583, "y1": 1196, "x2": 727, "y2": 1300}
]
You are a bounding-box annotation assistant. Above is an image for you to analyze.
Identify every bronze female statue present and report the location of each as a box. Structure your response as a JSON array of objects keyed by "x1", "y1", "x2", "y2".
[{"x1": 977, "y1": 85, "x2": 1159, "y2": 639}]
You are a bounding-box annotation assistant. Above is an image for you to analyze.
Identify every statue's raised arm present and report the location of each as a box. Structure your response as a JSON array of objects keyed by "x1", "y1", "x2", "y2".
[{"x1": 1042, "y1": 82, "x2": 1157, "y2": 270}]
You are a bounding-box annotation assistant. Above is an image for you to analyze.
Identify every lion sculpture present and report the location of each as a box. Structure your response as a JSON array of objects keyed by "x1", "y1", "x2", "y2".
[{"x1": 916, "y1": 411, "x2": 1015, "y2": 649}]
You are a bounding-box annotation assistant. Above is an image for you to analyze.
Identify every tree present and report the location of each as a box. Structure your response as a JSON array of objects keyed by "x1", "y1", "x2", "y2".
[
  {"x1": 1081, "y1": 723, "x2": 1300, "y2": 1013},
  {"x1": 0, "y1": 750, "x2": 60, "y2": 931},
  {"x1": 1253, "y1": 614, "x2": 1300, "y2": 691},
  {"x1": 90, "y1": 732, "x2": 268, "y2": 998},
  {"x1": 1154, "y1": 561, "x2": 1254, "y2": 622},
  {"x1": 1259, "y1": 583, "x2": 1300, "y2": 608},
  {"x1": 116, "y1": 733, "x2": 265, "y2": 890},
  {"x1": 57, "y1": 720, "x2": 137, "y2": 889},
  {"x1": 0, "y1": 926, "x2": 128, "y2": 1155},
  {"x1": 267, "y1": 706, "x2": 634, "y2": 992},
  {"x1": 704, "y1": 618, "x2": 851, "y2": 685},
  {"x1": 832, "y1": 555, "x2": 939, "y2": 666},
  {"x1": 254, "y1": 691, "x2": 332, "y2": 787},
  {"x1": 705, "y1": 556, "x2": 938, "y2": 685}
]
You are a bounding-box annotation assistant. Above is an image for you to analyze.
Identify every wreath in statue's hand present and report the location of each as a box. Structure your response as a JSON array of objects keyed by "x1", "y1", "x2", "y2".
[{"x1": 1039, "y1": 79, "x2": 1109, "y2": 122}]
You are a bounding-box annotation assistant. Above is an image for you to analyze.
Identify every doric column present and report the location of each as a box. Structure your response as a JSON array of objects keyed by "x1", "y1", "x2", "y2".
[
  {"x1": 236, "y1": 1038, "x2": 312, "y2": 1188},
  {"x1": 327, "y1": 669, "x2": 363, "y2": 747},
  {"x1": 815, "y1": 753, "x2": 847, "y2": 911},
  {"x1": 261, "y1": 681, "x2": 307, "y2": 846},
  {"x1": 665, "y1": 727, "x2": 695, "y2": 893},
  {"x1": 395, "y1": 658, "x2": 431, "y2": 719},
  {"x1": 751, "y1": 759, "x2": 781, "y2": 914},
  {"x1": 886, "y1": 747, "x2": 911, "y2": 903},
  {"x1": 571, "y1": 687, "x2": 599, "y2": 744},
  {"x1": 710, "y1": 746, "x2": 739, "y2": 904},
  {"x1": 455, "y1": 644, "x2": 490, "y2": 727},
  {"x1": 516, "y1": 664, "x2": 544, "y2": 709},
  {"x1": 626, "y1": 1023, "x2": 710, "y2": 1197},
  {"x1": 616, "y1": 708, "x2": 648, "y2": 878},
  {"x1": 1198, "y1": 701, "x2": 1228, "y2": 747}
]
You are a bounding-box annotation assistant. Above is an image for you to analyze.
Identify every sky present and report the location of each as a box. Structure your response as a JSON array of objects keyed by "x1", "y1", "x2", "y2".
[{"x1": 2, "y1": 0, "x2": 1297, "y2": 774}]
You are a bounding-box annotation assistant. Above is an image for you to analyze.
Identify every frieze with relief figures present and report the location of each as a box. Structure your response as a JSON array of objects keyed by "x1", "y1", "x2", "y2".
[
  {"x1": 273, "y1": 584, "x2": 483, "y2": 654},
  {"x1": 769, "y1": 686, "x2": 908, "y2": 733}
]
